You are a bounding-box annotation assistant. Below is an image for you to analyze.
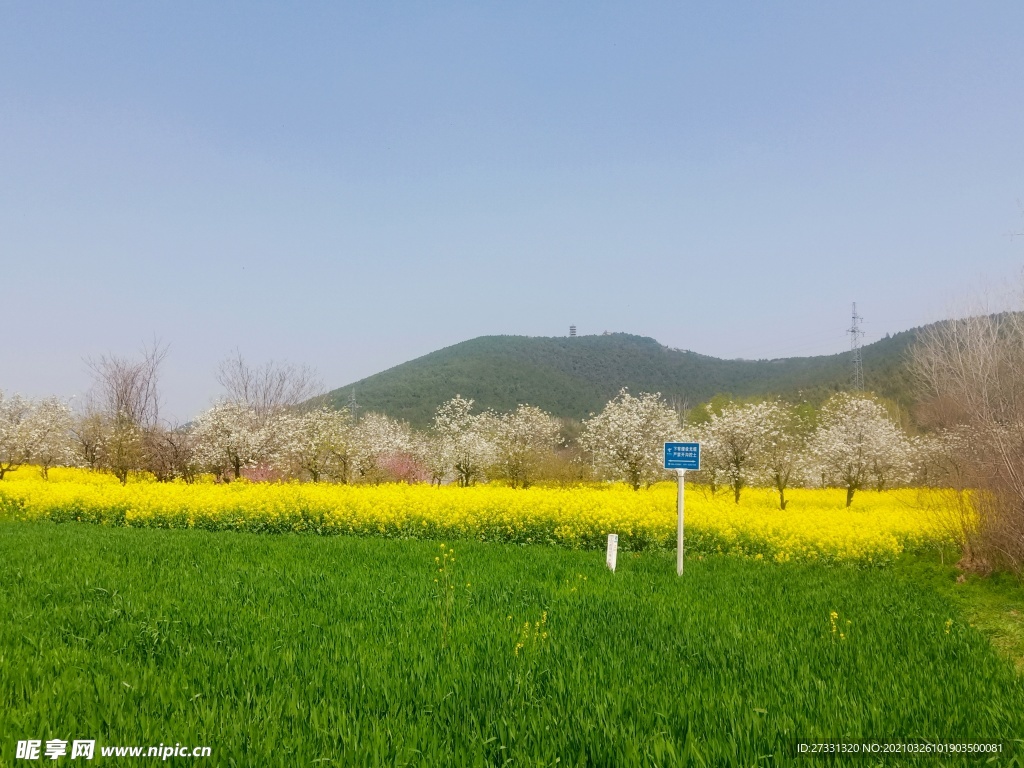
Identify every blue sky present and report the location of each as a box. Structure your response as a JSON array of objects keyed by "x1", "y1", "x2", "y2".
[{"x1": 2, "y1": 2, "x2": 1022, "y2": 420}]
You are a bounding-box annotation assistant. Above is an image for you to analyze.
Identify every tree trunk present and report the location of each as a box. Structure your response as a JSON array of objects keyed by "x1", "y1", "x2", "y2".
[
  {"x1": 778, "y1": 486, "x2": 787, "y2": 511},
  {"x1": 846, "y1": 486, "x2": 855, "y2": 507}
]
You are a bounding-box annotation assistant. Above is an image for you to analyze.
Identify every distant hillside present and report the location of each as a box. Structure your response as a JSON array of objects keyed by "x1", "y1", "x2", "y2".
[{"x1": 326, "y1": 329, "x2": 920, "y2": 427}]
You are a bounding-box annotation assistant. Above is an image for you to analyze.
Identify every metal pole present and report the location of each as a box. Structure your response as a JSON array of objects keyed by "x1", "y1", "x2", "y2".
[{"x1": 676, "y1": 468, "x2": 685, "y2": 575}]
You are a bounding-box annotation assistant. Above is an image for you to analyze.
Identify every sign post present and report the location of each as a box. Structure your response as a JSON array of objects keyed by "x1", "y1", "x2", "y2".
[
  {"x1": 676, "y1": 469, "x2": 685, "y2": 575},
  {"x1": 664, "y1": 442, "x2": 701, "y2": 575}
]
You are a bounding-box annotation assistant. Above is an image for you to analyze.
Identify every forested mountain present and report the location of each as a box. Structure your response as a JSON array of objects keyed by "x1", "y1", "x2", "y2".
[{"x1": 326, "y1": 329, "x2": 920, "y2": 427}]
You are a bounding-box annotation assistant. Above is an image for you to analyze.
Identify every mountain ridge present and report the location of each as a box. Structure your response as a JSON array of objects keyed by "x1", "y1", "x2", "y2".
[{"x1": 326, "y1": 328, "x2": 920, "y2": 427}]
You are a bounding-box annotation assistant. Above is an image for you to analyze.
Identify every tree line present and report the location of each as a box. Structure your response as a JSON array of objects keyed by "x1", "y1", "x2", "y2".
[
  {"x1": 4, "y1": 314, "x2": 1019, "y2": 577},
  {"x1": 1, "y1": 347, "x2": 957, "y2": 506}
]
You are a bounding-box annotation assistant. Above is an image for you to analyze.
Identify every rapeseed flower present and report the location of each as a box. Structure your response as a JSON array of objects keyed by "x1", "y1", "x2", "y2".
[{"x1": 0, "y1": 471, "x2": 958, "y2": 565}]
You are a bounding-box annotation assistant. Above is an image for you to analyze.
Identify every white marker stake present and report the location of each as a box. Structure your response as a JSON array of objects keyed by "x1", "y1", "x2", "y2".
[
  {"x1": 606, "y1": 533, "x2": 618, "y2": 572},
  {"x1": 676, "y1": 469, "x2": 685, "y2": 575}
]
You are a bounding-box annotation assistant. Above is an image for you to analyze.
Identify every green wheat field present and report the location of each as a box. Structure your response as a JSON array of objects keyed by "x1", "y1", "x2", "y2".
[{"x1": 1, "y1": 521, "x2": 1022, "y2": 767}]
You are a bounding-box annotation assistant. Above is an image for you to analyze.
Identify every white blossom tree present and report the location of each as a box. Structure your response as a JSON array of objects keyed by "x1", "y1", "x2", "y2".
[
  {"x1": 0, "y1": 391, "x2": 32, "y2": 480},
  {"x1": 279, "y1": 407, "x2": 357, "y2": 482},
  {"x1": 690, "y1": 423, "x2": 726, "y2": 494},
  {"x1": 489, "y1": 404, "x2": 561, "y2": 488},
  {"x1": 432, "y1": 396, "x2": 496, "y2": 487},
  {"x1": 23, "y1": 397, "x2": 76, "y2": 479},
  {"x1": 354, "y1": 411, "x2": 417, "y2": 483},
  {"x1": 916, "y1": 427, "x2": 975, "y2": 490},
  {"x1": 205, "y1": 353, "x2": 323, "y2": 481},
  {"x1": 807, "y1": 394, "x2": 912, "y2": 507},
  {"x1": 419, "y1": 432, "x2": 454, "y2": 486},
  {"x1": 192, "y1": 401, "x2": 281, "y2": 481},
  {"x1": 868, "y1": 430, "x2": 914, "y2": 492},
  {"x1": 580, "y1": 389, "x2": 680, "y2": 490},
  {"x1": 758, "y1": 401, "x2": 814, "y2": 510},
  {"x1": 698, "y1": 401, "x2": 776, "y2": 504},
  {"x1": 71, "y1": 398, "x2": 108, "y2": 471}
]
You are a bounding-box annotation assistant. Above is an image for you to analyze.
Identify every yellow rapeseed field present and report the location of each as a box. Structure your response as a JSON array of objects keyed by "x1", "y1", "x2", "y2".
[{"x1": 0, "y1": 468, "x2": 958, "y2": 564}]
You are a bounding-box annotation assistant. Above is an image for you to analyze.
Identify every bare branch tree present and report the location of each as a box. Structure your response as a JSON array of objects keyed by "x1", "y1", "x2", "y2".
[
  {"x1": 144, "y1": 423, "x2": 198, "y2": 483},
  {"x1": 910, "y1": 309, "x2": 1024, "y2": 574},
  {"x1": 84, "y1": 340, "x2": 168, "y2": 483},
  {"x1": 70, "y1": 393, "x2": 108, "y2": 471},
  {"x1": 216, "y1": 351, "x2": 324, "y2": 425},
  {"x1": 86, "y1": 341, "x2": 167, "y2": 431}
]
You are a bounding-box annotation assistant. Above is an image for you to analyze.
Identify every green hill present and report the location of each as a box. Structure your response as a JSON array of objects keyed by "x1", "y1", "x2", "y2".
[{"x1": 327, "y1": 329, "x2": 920, "y2": 427}]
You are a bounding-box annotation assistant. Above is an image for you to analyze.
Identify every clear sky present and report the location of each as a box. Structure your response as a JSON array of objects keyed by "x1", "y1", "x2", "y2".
[{"x1": 2, "y1": 2, "x2": 1022, "y2": 421}]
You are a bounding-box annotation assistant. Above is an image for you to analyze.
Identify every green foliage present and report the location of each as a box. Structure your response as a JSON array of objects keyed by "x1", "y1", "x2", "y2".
[
  {"x1": 326, "y1": 330, "x2": 922, "y2": 428},
  {"x1": 899, "y1": 548, "x2": 1024, "y2": 672},
  {"x1": 2, "y1": 522, "x2": 1022, "y2": 766},
  {"x1": 687, "y1": 393, "x2": 739, "y2": 425}
]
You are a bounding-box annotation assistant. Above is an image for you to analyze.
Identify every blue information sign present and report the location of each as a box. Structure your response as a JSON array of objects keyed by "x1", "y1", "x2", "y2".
[{"x1": 664, "y1": 442, "x2": 701, "y2": 470}]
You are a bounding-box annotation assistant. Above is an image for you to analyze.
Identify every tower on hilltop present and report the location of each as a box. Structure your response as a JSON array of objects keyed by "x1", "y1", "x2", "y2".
[{"x1": 848, "y1": 303, "x2": 865, "y2": 391}]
